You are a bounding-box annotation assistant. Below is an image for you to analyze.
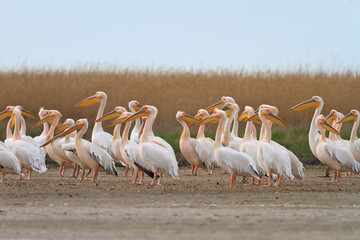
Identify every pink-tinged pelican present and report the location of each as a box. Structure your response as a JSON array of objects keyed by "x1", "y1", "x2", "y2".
[
  {"x1": 42, "y1": 119, "x2": 118, "y2": 182},
  {"x1": 75, "y1": 91, "x2": 118, "y2": 161},
  {"x1": 176, "y1": 111, "x2": 210, "y2": 175},
  {"x1": 247, "y1": 105, "x2": 295, "y2": 186},
  {"x1": 315, "y1": 115, "x2": 360, "y2": 182},
  {"x1": 220, "y1": 102, "x2": 242, "y2": 151},
  {"x1": 124, "y1": 105, "x2": 178, "y2": 185},
  {"x1": 194, "y1": 109, "x2": 217, "y2": 174},
  {"x1": 338, "y1": 110, "x2": 360, "y2": 164},
  {"x1": 107, "y1": 112, "x2": 156, "y2": 184},
  {"x1": 96, "y1": 106, "x2": 130, "y2": 175},
  {"x1": 198, "y1": 109, "x2": 259, "y2": 188},
  {"x1": 290, "y1": 96, "x2": 331, "y2": 177},
  {"x1": 128, "y1": 100, "x2": 143, "y2": 144},
  {"x1": 8, "y1": 107, "x2": 47, "y2": 179},
  {"x1": 0, "y1": 141, "x2": 23, "y2": 182}
]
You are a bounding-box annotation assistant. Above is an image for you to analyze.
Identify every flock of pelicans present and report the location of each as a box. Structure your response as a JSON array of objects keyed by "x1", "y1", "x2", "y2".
[{"x1": 0, "y1": 92, "x2": 360, "y2": 187}]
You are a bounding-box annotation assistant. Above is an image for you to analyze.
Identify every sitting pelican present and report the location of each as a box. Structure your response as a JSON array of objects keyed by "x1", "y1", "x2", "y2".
[
  {"x1": 124, "y1": 105, "x2": 178, "y2": 185},
  {"x1": 42, "y1": 119, "x2": 118, "y2": 182},
  {"x1": 176, "y1": 111, "x2": 210, "y2": 175},
  {"x1": 198, "y1": 109, "x2": 259, "y2": 188},
  {"x1": 315, "y1": 115, "x2": 360, "y2": 182}
]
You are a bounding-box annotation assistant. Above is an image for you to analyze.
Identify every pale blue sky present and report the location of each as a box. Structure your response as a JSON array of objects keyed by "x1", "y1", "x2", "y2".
[{"x1": 0, "y1": 0, "x2": 359, "y2": 72}]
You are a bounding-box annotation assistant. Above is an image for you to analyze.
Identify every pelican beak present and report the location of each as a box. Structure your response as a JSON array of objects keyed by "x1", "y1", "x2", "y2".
[
  {"x1": 325, "y1": 112, "x2": 336, "y2": 124},
  {"x1": 0, "y1": 109, "x2": 12, "y2": 120},
  {"x1": 205, "y1": 100, "x2": 225, "y2": 113},
  {"x1": 133, "y1": 104, "x2": 143, "y2": 112},
  {"x1": 245, "y1": 113, "x2": 260, "y2": 122},
  {"x1": 181, "y1": 114, "x2": 199, "y2": 124},
  {"x1": 10, "y1": 116, "x2": 16, "y2": 128},
  {"x1": 193, "y1": 113, "x2": 203, "y2": 121},
  {"x1": 33, "y1": 115, "x2": 51, "y2": 128},
  {"x1": 96, "y1": 110, "x2": 121, "y2": 122},
  {"x1": 197, "y1": 114, "x2": 219, "y2": 125},
  {"x1": 238, "y1": 111, "x2": 248, "y2": 121},
  {"x1": 106, "y1": 116, "x2": 126, "y2": 128},
  {"x1": 55, "y1": 122, "x2": 70, "y2": 135},
  {"x1": 124, "y1": 109, "x2": 148, "y2": 123},
  {"x1": 265, "y1": 112, "x2": 290, "y2": 128},
  {"x1": 75, "y1": 94, "x2": 102, "y2": 107},
  {"x1": 20, "y1": 109, "x2": 37, "y2": 119},
  {"x1": 338, "y1": 112, "x2": 356, "y2": 124},
  {"x1": 41, "y1": 123, "x2": 82, "y2": 147},
  {"x1": 320, "y1": 121, "x2": 340, "y2": 136},
  {"x1": 220, "y1": 105, "x2": 233, "y2": 118},
  {"x1": 290, "y1": 98, "x2": 320, "y2": 111}
]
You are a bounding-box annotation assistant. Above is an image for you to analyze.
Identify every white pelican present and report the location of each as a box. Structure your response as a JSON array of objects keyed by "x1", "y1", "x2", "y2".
[
  {"x1": 0, "y1": 141, "x2": 23, "y2": 182},
  {"x1": 33, "y1": 107, "x2": 49, "y2": 158},
  {"x1": 220, "y1": 102, "x2": 242, "y2": 150},
  {"x1": 42, "y1": 119, "x2": 118, "y2": 182},
  {"x1": 8, "y1": 107, "x2": 47, "y2": 179},
  {"x1": 107, "y1": 112, "x2": 156, "y2": 184},
  {"x1": 128, "y1": 100, "x2": 143, "y2": 144},
  {"x1": 290, "y1": 96, "x2": 331, "y2": 176},
  {"x1": 176, "y1": 111, "x2": 210, "y2": 175},
  {"x1": 194, "y1": 109, "x2": 217, "y2": 174},
  {"x1": 326, "y1": 110, "x2": 349, "y2": 148},
  {"x1": 124, "y1": 105, "x2": 178, "y2": 185},
  {"x1": 238, "y1": 106, "x2": 265, "y2": 185},
  {"x1": 247, "y1": 105, "x2": 294, "y2": 186},
  {"x1": 315, "y1": 115, "x2": 360, "y2": 182},
  {"x1": 75, "y1": 91, "x2": 118, "y2": 161},
  {"x1": 198, "y1": 109, "x2": 259, "y2": 188},
  {"x1": 96, "y1": 106, "x2": 129, "y2": 175},
  {"x1": 338, "y1": 110, "x2": 360, "y2": 163},
  {"x1": 34, "y1": 110, "x2": 72, "y2": 176}
]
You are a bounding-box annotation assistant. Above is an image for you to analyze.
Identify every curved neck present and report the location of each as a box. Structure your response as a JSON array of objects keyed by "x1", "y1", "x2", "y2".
[
  {"x1": 259, "y1": 115, "x2": 272, "y2": 143},
  {"x1": 223, "y1": 111, "x2": 236, "y2": 145},
  {"x1": 214, "y1": 116, "x2": 226, "y2": 149},
  {"x1": 6, "y1": 116, "x2": 13, "y2": 140},
  {"x1": 350, "y1": 118, "x2": 359, "y2": 142},
  {"x1": 231, "y1": 116, "x2": 239, "y2": 137},
  {"x1": 113, "y1": 124, "x2": 121, "y2": 142},
  {"x1": 121, "y1": 122, "x2": 132, "y2": 146},
  {"x1": 20, "y1": 115, "x2": 26, "y2": 135},
  {"x1": 243, "y1": 121, "x2": 253, "y2": 141},
  {"x1": 251, "y1": 124, "x2": 257, "y2": 140},
  {"x1": 13, "y1": 111, "x2": 22, "y2": 140},
  {"x1": 179, "y1": 119, "x2": 190, "y2": 140},
  {"x1": 75, "y1": 124, "x2": 87, "y2": 141},
  {"x1": 93, "y1": 96, "x2": 107, "y2": 134},
  {"x1": 140, "y1": 112, "x2": 156, "y2": 143},
  {"x1": 130, "y1": 105, "x2": 141, "y2": 136},
  {"x1": 41, "y1": 121, "x2": 49, "y2": 137},
  {"x1": 319, "y1": 126, "x2": 327, "y2": 142},
  {"x1": 47, "y1": 116, "x2": 60, "y2": 140},
  {"x1": 310, "y1": 105, "x2": 322, "y2": 138},
  {"x1": 196, "y1": 125, "x2": 205, "y2": 139}
]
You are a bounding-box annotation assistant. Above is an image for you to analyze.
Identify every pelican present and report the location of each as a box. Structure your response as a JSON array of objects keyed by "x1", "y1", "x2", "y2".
[
  {"x1": 220, "y1": 102, "x2": 242, "y2": 150},
  {"x1": 107, "y1": 112, "x2": 156, "y2": 184},
  {"x1": 124, "y1": 105, "x2": 178, "y2": 185},
  {"x1": 315, "y1": 115, "x2": 360, "y2": 182},
  {"x1": 75, "y1": 91, "x2": 118, "y2": 161},
  {"x1": 0, "y1": 141, "x2": 23, "y2": 182},
  {"x1": 8, "y1": 107, "x2": 47, "y2": 179},
  {"x1": 96, "y1": 106, "x2": 130, "y2": 175},
  {"x1": 42, "y1": 119, "x2": 118, "y2": 182},
  {"x1": 33, "y1": 107, "x2": 49, "y2": 158},
  {"x1": 338, "y1": 110, "x2": 360, "y2": 163},
  {"x1": 290, "y1": 96, "x2": 331, "y2": 176},
  {"x1": 198, "y1": 109, "x2": 259, "y2": 188},
  {"x1": 326, "y1": 110, "x2": 349, "y2": 148},
  {"x1": 34, "y1": 110, "x2": 72, "y2": 176},
  {"x1": 247, "y1": 105, "x2": 295, "y2": 186},
  {"x1": 128, "y1": 100, "x2": 143, "y2": 144},
  {"x1": 176, "y1": 111, "x2": 210, "y2": 175},
  {"x1": 194, "y1": 109, "x2": 217, "y2": 174},
  {"x1": 238, "y1": 106, "x2": 265, "y2": 185}
]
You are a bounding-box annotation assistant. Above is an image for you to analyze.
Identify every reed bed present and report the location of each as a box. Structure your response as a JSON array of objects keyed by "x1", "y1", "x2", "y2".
[{"x1": 0, "y1": 67, "x2": 359, "y2": 158}]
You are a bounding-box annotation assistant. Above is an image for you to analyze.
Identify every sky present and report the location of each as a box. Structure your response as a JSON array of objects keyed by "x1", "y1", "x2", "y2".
[{"x1": 0, "y1": 0, "x2": 359, "y2": 72}]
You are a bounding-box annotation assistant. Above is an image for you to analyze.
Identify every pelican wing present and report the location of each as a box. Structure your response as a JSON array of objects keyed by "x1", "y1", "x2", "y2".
[
  {"x1": 354, "y1": 139, "x2": 360, "y2": 153},
  {"x1": 190, "y1": 138, "x2": 211, "y2": 170},
  {"x1": 325, "y1": 144, "x2": 360, "y2": 173},
  {"x1": 87, "y1": 143, "x2": 118, "y2": 176},
  {"x1": 142, "y1": 142, "x2": 178, "y2": 178},
  {"x1": 198, "y1": 137, "x2": 216, "y2": 164},
  {"x1": 241, "y1": 140, "x2": 267, "y2": 176},
  {"x1": 217, "y1": 147, "x2": 259, "y2": 178},
  {"x1": 206, "y1": 137, "x2": 214, "y2": 143},
  {"x1": 287, "y1": 150, "x2": 305, "y2": 180},
  {"x1": 92, "y1": 131, "x2": 118, "y2": 160},
  {"x1": 125, "y1": 142, "x2": 155, "y2": 178},
  {"x1": 0, "y1": 146, "x2": 22, "y2": 175},
  {"x1": 151, "y1": 137, "x2": 175, "y2": 155},
  {"x1": 62, "y1": 142, "x2": 77, "y2": 154},
  {"x1": 229, "y1": 140, "x2": 241, "y2": 151}
]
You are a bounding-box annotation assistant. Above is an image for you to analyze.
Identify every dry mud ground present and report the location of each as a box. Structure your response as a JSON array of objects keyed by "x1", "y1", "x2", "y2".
[{"x1": 1, "y1": 166, "x2": 360, "y2": 240}]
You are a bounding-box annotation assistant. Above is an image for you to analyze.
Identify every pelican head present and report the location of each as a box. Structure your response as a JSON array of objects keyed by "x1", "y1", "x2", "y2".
[
  {"x1": 338, "y1": 110, "x2": 359, "y2": 124},
  {"x1": 290, "y1": 96, "x2": 323, "y2": 111},
  {"x1": 75, "y1": 91, "x2": 107, "y2": 107},
  {"x1": 325, "y1": 109, "x2": 338, "y2": 124},
  {"x1": 0, "y1": 105, "x2": 37, "y2": 120},
  {"x1": 316, "y1": 115, "x2": 340, "y2": 135},
  {"x1": 247, "y1": 105, "x2": 289, "y2": 128},
  {"x1": 55, "y1": 118, "x2": 76, "y2": 135},
  {"x1": 128, "y1": 100, "x2": 143, "y2": 112},
  {"x1": 33, "y1": 110, "x2": 62, "y2": 128},
  {"x1": 96, "y1": 106, "x2": 127, "y2": 122},
  {"x1": 219, "y1": 102, "x2": 236, "y2": 118},
  {"x1": 124, "y1": 105, "x2": 157, "y2": 123},
  {"x1": 176, "y1": 111, "x2": 199, "y2": 124},
  {"x1": 205, "y1": 96, "x2": 235, "y2": 114},
  {"x1": 106, "y1": 111, "x2": 133, "y2": 128},
  {"x1": 197, "y1": 108, "x2": 226, "y2": 125},
  {"x1": 194, "y1": 109, "x2": 211, "y2": 120}
]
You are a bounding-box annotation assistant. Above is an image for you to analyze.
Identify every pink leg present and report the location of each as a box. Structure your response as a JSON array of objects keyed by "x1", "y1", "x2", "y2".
[
  {"x1": 92, "y1": 170, "x2": 99, "y2": 182},
  {"x1": 1, "y1": 172, "x2": 5, "y2": 183},
  {"x1": 266, "y1": 171, "x2": 272, "y2": 186},
  {"x1": 71, "y1": 165, "x2": 77, "y2": 177},
  {"x1": 132, "y1": 171, "x2": 139, "y2": 184},
  {"x1": 191, "y1": 165, "x2": 194, "y2": 175},
  {"x1": 138, "y1": 171, "x2": 144, "y2": 184},
  {"x1": 80, "y1": 168, "x2": 86, "y2": 181},
  {"x1": 129, "y1": 168, "x2": 134, "y2": 177},
  {"x1": 210, "y1": 164, "x2": 215, "y2": 175},
  {"x1": 26, "y1": 170, "x2": 33, "y2": 180},
  {"x1": 124, "y1": 165, "x2": 129, "y2": 177},
  {"x1": 150, "y1": 171, "x2": 157, "y2": 185},
  {"x1": 19, "y1": 168, "x2": 24, "y2": 180},
  {"x1": 194, "y1": 165, "x2": 198, "y2": 176},
  {"x1": 156, "y1": 174, "x2": 163, "y2": 185}
]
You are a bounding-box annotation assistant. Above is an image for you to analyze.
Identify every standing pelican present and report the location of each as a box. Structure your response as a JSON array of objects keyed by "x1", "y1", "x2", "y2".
[
  {"x1": 176, "y1": 111, "x2": 210, "y2": 175},
  {"x1": 124, "y1": 105, "x2": 178, "y2": 185},
  {"x1": 315, "y1": 115, "x2": 360, "y2": 182},
  {"x1": 338, "y1": 110, "x2": 360, "y2": 163},
  {"x1": 194, "y1": 109, "x2": 217, "y2": 174},
  {"x1": 220, "y1": 102, "x2": 242, "y2": 150},
  {"x1": 198, "y1": 109, "x2": 259, "y2": 188},
  {"x1": 42, "y1": 119, "x2": 118, "y2": 182},
  {"x1": 0, "y1": 141, "x2": 23, "y2": 182},
  {"x1": 128, "y1": 100, "x2": 143, "y2": 144},
  {"x1": 75, "y1": 91, "x2": 117, "y2": 160}
]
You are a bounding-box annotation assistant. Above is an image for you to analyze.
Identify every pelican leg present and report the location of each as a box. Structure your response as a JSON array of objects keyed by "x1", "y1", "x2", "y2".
[
  {"x1": 80, "y1": 168, "x2": 86, "y2": 181},
  {"x1": 325, "y1": 166, "x2": 331, "y2": 177},
  {"x1": 129, "y1": 168, "x2": 134, "y2": 177},
  {"x1": 137, "y1": 171, "x2": 144, "y2": 185},
  {"x1": 275, "y1": 174, "x2": 283, "y2": 187},
  {"x1": 19, "y1": 168, "x2": 24, "y2": 180},
  {"x1": 335, "y1": 170, "x2": 340, "y2": 182},
  {"x1": 124, "y1": 165, "x2": 129, "y2": 177},
  {"x1": 85, "y1": 168, "x2": 92, "y2": 177},
  {"x1": 331, "y1": 170, "x2": 336, "y2": 182},
  {"x1": 266, "y1": 171, "x2": 272, "y2": 186},
  {"x1": 242, "y1": 176, "x2": 247, "y2": 183},
  {"x1": 150, "y1": 171, "x2": 157, "y2": 185},
  {"x1": 156, "y1": 174, "x2": 163, "y2": 185},
  {"x1": 133, "y1": 171, "x2": 139, "y2": 184},
  {"x1": 76, "y1": 165, "x2": 81, "y2": 178},
  {"x1": 191, "y1": 165, "x2": 194, "y2": 175},
  {"x1": 1, "y1": 173, "x2": 5, "y2": 183},
  {"x1": 256, "y1": 175, "x2": 262, "y2": 185},
  {"x1": 210, "y1": 164, "x2": 215, "y2": 175},
  {"x1": 92, "y1": 170, "x2": 99, "y2": 182},
  {"x1": 194, "y1": 165, "x2": 198, "y2": 176},
  {"x1": 71, "y1": 165, "x2": 78, "y2": 178},
  {"x1": 26, "y1": 170, "x2": 33, "y2": 180}
]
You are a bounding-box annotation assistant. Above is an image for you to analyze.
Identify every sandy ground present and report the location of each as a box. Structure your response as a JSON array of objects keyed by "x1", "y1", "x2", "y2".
[{"x1": 1, "y1": 165, "x2": 360, "y2": 240}]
